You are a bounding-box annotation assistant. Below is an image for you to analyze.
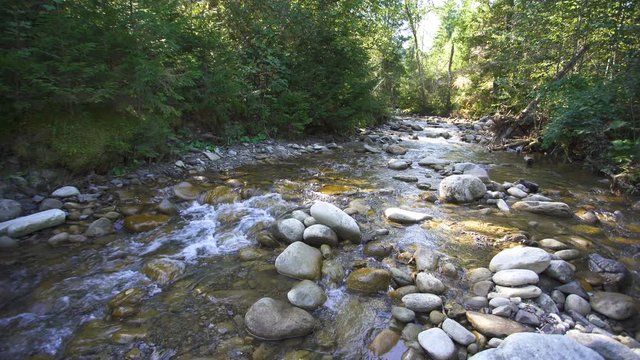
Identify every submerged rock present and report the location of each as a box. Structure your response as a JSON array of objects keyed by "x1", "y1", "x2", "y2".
[
  {"x1": 346, "y1": 268, "x2": 391, "y2": 293},
  {"x1": 275, "y1": 241, "x2": 323, "y2": 280},
  {"x1": 438, "y1": 175, "x2": 487, "y2": 203},
  {"x1": 198, "y1": 185, "x2": 240, "y2": 205},
  {"x1": 287, "y1": 280, "x2": 326, "y2": 311},
  {"x1": 173, "y1": 181, "x2": 199, "y2": 200},
  {"x1": 0, "y1": 209, "x2": 66, "y2": 237},
  {"x1": 310, "y1": 201, "x2": 361, "y2": 243},
  {"x1": 369, "y1": 328, "x2": 401, "y2": 356},
  {"x1": 142, "y1": 258, "x2": 185, "y2": 285},
  {"x1": 469, "y1": 333, "x2": 603, "y2": 360},
  {"x1": 512, "y1": 201, "x2": 572, "y2": 217},
  {"x1": 123, "y1": 214, "x2": 169, "y2": 232},
  {"x1": 85, "y1": 217, "x2": 113, "y2": 237},
  {"x1": 244, "y1": 297, "x2": 315, "y2": 340}
]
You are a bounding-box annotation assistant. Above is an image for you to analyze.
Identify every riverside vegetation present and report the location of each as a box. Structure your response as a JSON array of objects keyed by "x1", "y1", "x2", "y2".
[{"x1": 0, "y1": 0, "x2": 638, "y2": 189}]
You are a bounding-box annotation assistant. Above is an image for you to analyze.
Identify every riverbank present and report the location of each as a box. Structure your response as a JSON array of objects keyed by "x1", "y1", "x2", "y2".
[{"x1": 0, "y1": 116, "x2": 639, "y2": 359}]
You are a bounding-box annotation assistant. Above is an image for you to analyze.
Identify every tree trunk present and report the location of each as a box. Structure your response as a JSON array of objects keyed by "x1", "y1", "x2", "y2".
[
  {"x1": 404, "y1": 0, "x2": 427, "y2": 111},
  {"x1": 517, "y1": 45, "x2": 589, "y2": 124},
  {"x1": 446, "y1": 42, "x2": 454, "y2": 115}
]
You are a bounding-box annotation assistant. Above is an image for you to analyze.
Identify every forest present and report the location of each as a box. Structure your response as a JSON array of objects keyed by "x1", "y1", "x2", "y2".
[{"x1": 0, "y1": 0, "x2": 638, "y2": 186}]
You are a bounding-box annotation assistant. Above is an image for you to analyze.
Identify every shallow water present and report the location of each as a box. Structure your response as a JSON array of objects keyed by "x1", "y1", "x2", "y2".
[{"x1": 0, "y1": 117, "x2": 638, "y2": 359}]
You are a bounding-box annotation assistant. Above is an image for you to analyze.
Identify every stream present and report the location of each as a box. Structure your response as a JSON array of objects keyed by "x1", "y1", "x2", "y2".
[{"x1": 0, "y1": 117, "x2": 638, "y2": 359}]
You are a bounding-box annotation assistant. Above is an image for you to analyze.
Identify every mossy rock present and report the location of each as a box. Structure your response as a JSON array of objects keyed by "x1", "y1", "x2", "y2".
[
  {"x1": 346, "y1": 268, "x2": 391, "y2": 293},
  {"x1": 198, "y1": 186, "x2": 240, "y2": 205}
]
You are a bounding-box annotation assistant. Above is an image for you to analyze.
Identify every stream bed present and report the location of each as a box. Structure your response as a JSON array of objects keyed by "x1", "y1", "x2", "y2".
[{"x1": 0, "y1": 117, "x2": 638, "y2": 359}]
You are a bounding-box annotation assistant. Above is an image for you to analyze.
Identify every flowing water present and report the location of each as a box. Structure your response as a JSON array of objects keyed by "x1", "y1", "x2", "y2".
[{"x1": 1, "y1": 118, "x2": 638, "y2": 359}]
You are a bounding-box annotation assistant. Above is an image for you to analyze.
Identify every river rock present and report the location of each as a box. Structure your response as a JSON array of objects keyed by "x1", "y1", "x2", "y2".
[
  {"x1": 515, "y1": 310, "x2": 540, "y2": 326},
  {"x1": 590, "y1": 292, "x2": 637, "y2": 320},
  {"x1": 244, "y1": 297, "x2": 315, "y2": 340},
  {"x1": 287, "y1": 280, "x2": 326, "y2": 310},
  {"x1": 0, "y1": 235, "x2": 18, "y2": 248},
  {"x1": 492, "y1": 269, "x2": 539, "y2": 287},
  {"x1": 566, "y1": 330, "x2": 640, "y2": 360},
  {"x1": 507, "y1": 187, "x2": 528, "y2": 198},
  {"x1": 418, "y1": 328, "x2": 456, "y2": 360},
  {"x1": 157, "y1": 198, "x2": 178, "y2": 215},
  {"x1": 467, "y1": 268, "x2": 493, "y2": 283},
  {"x1": 275, "y1": 241, "x2": 323, "y2": 280},
  {"x1": 469, "y1": 333, "x2": 604, "y2": 360},
  {"x1": 173, "y1": 181, "x2": 199, "y2": 200},
  {"x1": 142, "y1": 258, "x2": 185, "y2": 285},
  {"x1": 489, "y1": 247, "x2": 551, "y2": 274},
  {"x1": 442, "y1": 318, "x2": 476, "y2": 345},
  {"x1": 364, "y1": 240, "x2": 392, "y2": 258},
  {"x1": 346, "y1": 268, "x2": 391, "y2": 293},
  {"x1": 386, "y1": 144, "x2": 408, "y2": 155},
  {"x1": 384, "y1": 208, "x2": 431, "y2": 224},
  {"x1": 51, "y1": 186, "x2": 80, "y2": 198},
  {"x1": 466, "y1": 311, "x2": 530, "y2": 337},
  {"x1": 392, "y1": 306, "x2": 416, "y2": 322},
  {"x1": 556, "y1": 281, "x2": 590, "y2": 299},
  {"x1": 310, "y1": 201, "x2": 361, "y2": 243},
  {"x1": 402, "y1": 293, "x2": 443, "y2": 312},
  {"x1": 39, "y1": 198, "x2": 63, "y2": 211},
  {"x1": 85, "y1": 217, "x2": 113, "y2": 237},
  {"x1": 124, "y1": 214, "x2": 169, "y2": 232},
  {"x1": 416, "y1": 273, "x2": 445, "y2": 294},
  {"x1": 0, "y1": 199, "x2": 22, "y2": 222},
  {"x1": 274, "y1": 218, "x2": 305, "y2": 244},
  {"x1": 370, "y1": 328, "x2": 401, "y2": 356},
  {"x1": 438, "y1": 175, "x2": 487, "y2": 203},
  {"x1": 472, "y1": 281, "x2": 494, "y2": 297},
  {"x1": 495, "y1": 285, "x2": 542, "y2": 299},
  {"x1": 539, "y1": 238, "x2": 569, "y2": 250},
  {"x1": 565, "y1": 294, "x2": 591, "y2": 316},
  {"x1": 388, "y1": 159, "x2": 411, "y2": 170},
  {"x1": 556, "y1": 249, "x2": 582, "y2": 261},
  {"x1": 497, "y1": 199, "x2": 510, "y2": 213},
  {"x1": 415, "y1": 246, "x2": 439, "y2": 271},
  {"x1": 587, "y1": 254, "x2": 627, "y2": 286},
  {"x1": 544, "y1": 260, "x2": 575, "y2": 283},
  {"x1": 512, "y1": 201, "x2": 573, "y2": 217},
  {"x1": 0, "y1": 209, "x2": 66, "y2": 237},
  {"x1": 393, "y1": 175, "x2": 419, "y2": 182},
  {"x1": 302, "y1": 224, "x2": 338, "y2": 247}
]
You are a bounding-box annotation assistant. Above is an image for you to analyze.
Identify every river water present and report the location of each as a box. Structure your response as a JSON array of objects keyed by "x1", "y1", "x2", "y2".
[{"x1": 0, "y1": 117, "x2": 638, "y2": 359}]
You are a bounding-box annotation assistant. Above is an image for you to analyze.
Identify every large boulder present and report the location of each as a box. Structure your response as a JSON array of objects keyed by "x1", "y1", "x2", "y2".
[
  {"x1": 469, "y1": 333, "x2": 603, "y2": 360},
  {"x1": 310, "y1": 201, "x2": 361, "y2": 242},
  {"x1": 566, "y1": 330, "x2": 640, "y2": 360},
  {"x1": 466, "y1": 311, "x2": 530, "y2": 338},
  {"x1": 275, "y1": 241, "x2": 323, "y2": 280},
  {"x1": 0, "y1": 209, "x2": 66, "y2": 237},
  {"x1": 489, "y1": 247, "x2": 551, "y2": 274},
  {"x1": 244, "y1": 297, "x2": 315, "y2": 340},
  {"x1": 383, "y1": 208, "x2": 431, "y2": 224},
  {"x1": 0, "y1": 199, "x2": 22, "y2": 222},
  {"x1": 438, "y1": 175, "x2": 487, "y2": 203},
  {"x1": 346, "y1": 268, "x2": 391, "y2": 293},
  {"x1": 589, "y1": 292, "x2": 637, "y2": 320},
  {"x1": 512, "y1": 201, "x2": 572, "y2": 217},
  {"x1": 273, "y1": 218, "x2": 305, "y2": 244},
  {"x1": 418, "y1": 328, "x2": 456, "y2": 360}
]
